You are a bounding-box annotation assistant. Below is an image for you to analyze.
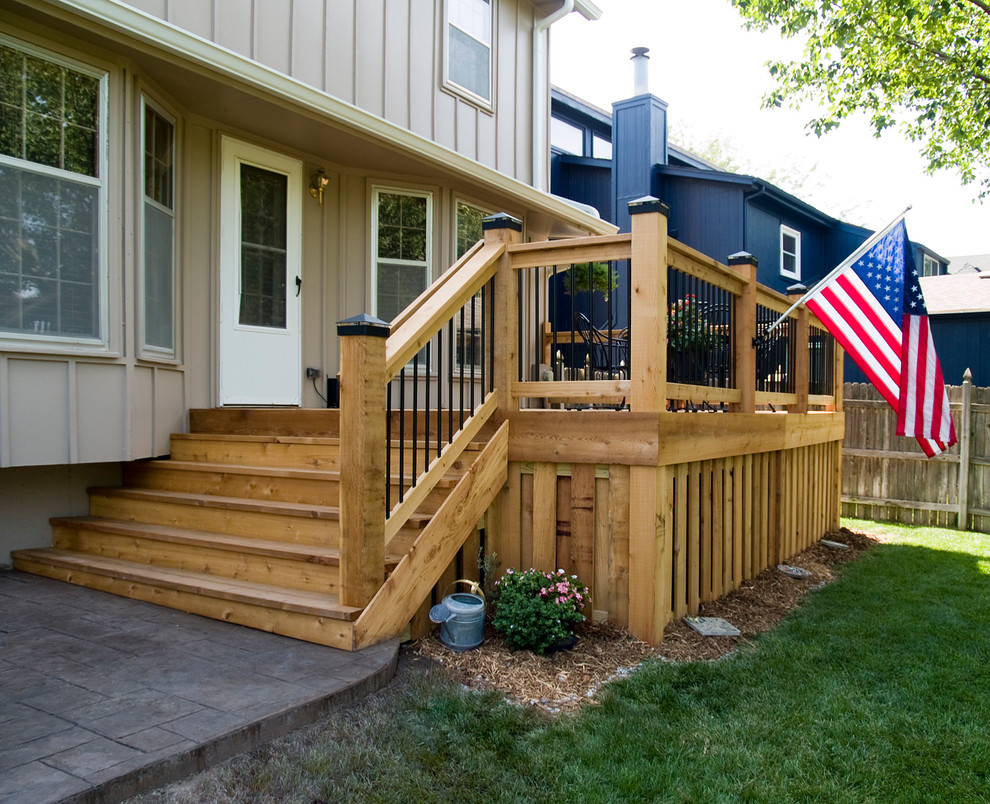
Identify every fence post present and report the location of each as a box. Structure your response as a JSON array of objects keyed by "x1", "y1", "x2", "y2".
[
  {"x1": 728, "y1": 253, "x2": 757, "y2": 413},
  {"x1": 337, "y1": 314, "x2": 389, "y2": 609},
  {"x1": 958, "y1": 368, "x2": 973, "y2": 531},
  {"x1": 627, "y1": 197, "x2": 671, "y2": 645},
  {"x1": 788, "y1": 284, "x2": 809, "y2": 414}
]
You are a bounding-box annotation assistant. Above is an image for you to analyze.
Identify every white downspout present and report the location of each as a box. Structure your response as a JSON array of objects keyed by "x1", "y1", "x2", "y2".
[{"x1": 533, "y1": 0, "x2": 574, "y2": 192}]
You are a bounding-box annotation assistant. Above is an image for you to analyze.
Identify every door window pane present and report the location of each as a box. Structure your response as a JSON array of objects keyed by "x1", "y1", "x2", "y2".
[{"x1": 238, "y1": 164, "x2": 287, "y2": 329}]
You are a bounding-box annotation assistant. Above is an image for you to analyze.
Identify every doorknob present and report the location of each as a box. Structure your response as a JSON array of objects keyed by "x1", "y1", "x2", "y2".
[{"x1": 295, "y1": 276, "x2": 302, "y2": 297}]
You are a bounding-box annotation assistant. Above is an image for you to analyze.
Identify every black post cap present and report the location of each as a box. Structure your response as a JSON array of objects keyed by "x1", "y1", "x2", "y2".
[
  {"x1": 628, "y1": 196, "x2": 670, "y2": 216},
  {"x1": 337, "y1": 313, "x2": 390, "y2": 338},
  {"x1": 481, "y1": 213, "x2": 523, "y2": 232},
  {"x1": 727, "y1": 252, "x2": 758, "y2": 267}
]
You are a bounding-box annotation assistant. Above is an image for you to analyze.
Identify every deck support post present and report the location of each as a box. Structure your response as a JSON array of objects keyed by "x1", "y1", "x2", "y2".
[
  {"x1": 627, "y1": 198, "x2": 671, "y2": 644},
  {"x1": 788, "y1": 285, "x2": 810, "y2": 414},
  {"x1": 337, "y1": 314, "x2": 389, "y2": 609},
  {"x1": 728, "y1": 253, "x2": 758, "y2": 414},
  {"x1": 482, "y1": 213, "x2": 523, "y2": 567}
]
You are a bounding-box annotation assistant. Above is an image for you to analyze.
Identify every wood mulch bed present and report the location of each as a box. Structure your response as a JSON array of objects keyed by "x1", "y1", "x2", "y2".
[{"x1": 413, "y1": 526, "x2": 881, "y2": 714}]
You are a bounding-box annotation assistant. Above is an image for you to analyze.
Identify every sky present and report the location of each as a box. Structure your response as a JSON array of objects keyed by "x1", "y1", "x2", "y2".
[{"x1": 549, "y1": 0, "x2": 988, "y2": 259}]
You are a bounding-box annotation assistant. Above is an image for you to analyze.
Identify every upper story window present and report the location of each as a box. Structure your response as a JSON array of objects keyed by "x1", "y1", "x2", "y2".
[
  {"x1": 780, "y1": 224, "x2": 801, "y2": 281},
  {"x1": 446, "y1": 0, "x2": 493, "y2": 107},
  {"x1": 372, "y1": 187, "x2": 433, "y2": 323},
  {"x1": 142, "y1": 100, "x2": 175, "y2": 354},
  {"x1": 922, "y1": 254, "x2": 941, "y2": 276},
  {"x1": 0, "y1": 39, "x2": 107, "y2": 343}
]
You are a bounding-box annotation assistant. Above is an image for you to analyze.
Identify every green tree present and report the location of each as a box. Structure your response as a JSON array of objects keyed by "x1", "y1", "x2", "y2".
[{"x1": 731, "y1": 0, "x2": 990, "y2": 194}]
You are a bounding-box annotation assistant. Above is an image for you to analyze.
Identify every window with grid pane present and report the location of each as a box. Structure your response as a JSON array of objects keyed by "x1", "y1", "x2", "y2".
[
  {"x1": 0, "y1": 41, "x2": 103, "y2": 339},
  {"x1": 374, "y1": 189, "x2": 431, "y2": 323},
  {"x1": 143, "y1": 103, "x2": 174, "y2": 351}
]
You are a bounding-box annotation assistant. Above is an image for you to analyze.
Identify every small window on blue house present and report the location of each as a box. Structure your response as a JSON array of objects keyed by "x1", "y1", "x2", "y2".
[
  {"x1": 550, "y1": 116, "x2": 583, "y2": 155},
  {"x1": 922, "y1": 254, "x2": 941, "y2": 276},
  {"x1": 780, "y1": 225, "x2": 801, "y2": 281},
  {"x1": 446, "y1": 0, "x2": 493, "y2": 107},
  {"x1": 592, "y1": 134, "x2": 612, "y2": 160}
]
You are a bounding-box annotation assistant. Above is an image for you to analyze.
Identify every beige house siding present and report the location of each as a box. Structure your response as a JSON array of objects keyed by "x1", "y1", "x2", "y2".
[
  {"x1": 0, "y1": 0, "x2": 608, "y2": 554},
  {"x1": 120, "y1": 0, "x2": 536, "y2": 182}
]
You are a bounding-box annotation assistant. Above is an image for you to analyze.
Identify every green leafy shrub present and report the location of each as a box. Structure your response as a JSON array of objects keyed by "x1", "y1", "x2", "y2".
[{"x1": 492, "y1": 568, "x2": 590, "y2": 654}]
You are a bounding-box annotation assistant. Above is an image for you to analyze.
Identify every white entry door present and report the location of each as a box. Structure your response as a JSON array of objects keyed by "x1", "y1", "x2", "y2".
[{"x1": 219, "y1": 137, "x2": 303, "y2": 405}]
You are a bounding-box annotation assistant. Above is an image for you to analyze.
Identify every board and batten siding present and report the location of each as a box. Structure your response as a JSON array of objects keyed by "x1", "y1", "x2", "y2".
[{"x1": 121, "y1": 0, "x2": 536, "y2": 182}]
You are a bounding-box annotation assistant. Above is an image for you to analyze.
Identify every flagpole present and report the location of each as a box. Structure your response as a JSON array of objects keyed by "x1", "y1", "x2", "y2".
[{"x1": 761, "y1": 205, "x2": 912, "y2": 337}]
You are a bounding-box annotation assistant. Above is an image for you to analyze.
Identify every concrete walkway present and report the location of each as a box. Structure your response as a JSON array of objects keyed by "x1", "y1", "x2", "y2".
[{"x1": 0, "y1": 569, "x2": 398, "y2": 804}]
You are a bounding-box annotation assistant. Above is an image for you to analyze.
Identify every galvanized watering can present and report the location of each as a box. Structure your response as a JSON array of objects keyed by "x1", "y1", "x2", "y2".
[{"x1": 428, "y1": 579, "x2": 486, "y2": 652}]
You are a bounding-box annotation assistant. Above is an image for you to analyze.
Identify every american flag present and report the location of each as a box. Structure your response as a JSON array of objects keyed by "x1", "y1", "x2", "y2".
[{"x1": 803, "y1": 219, "x2": 956, "y2": 457}]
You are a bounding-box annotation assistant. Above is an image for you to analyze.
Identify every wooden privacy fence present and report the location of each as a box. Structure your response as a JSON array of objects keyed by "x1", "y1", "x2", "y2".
[
  {"x1": 842, "y1": 372, "x2": 990, "y2": 532},
  {"x1": 339, "y1": 200, "x2": 847, "y2": 647}
]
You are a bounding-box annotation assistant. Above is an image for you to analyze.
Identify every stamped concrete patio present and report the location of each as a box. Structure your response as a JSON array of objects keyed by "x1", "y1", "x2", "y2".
[{"x1": 0, "y1": 569, "x2": 398, "y2": 804}]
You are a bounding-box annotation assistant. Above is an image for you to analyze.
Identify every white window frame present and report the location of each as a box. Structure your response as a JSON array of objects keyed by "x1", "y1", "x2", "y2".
[
  {"x1": 443, "y1": 0, "x2": 495, "y2": 111},
  {"x1": 779, "y1": 224, "x2": 801, "y2": 281},
  {"x1": 370, "y1": 185, "x2": 434, "y2": 323},
  {"x1": 922, "y1": 254, "x2": 940, "y2": 277},
  {"x1": 0, "y1": 34, "x2": 110, "y2": 352},
  {"x1": 139, "y1": 94, "x2": 178, "y2": 360}
]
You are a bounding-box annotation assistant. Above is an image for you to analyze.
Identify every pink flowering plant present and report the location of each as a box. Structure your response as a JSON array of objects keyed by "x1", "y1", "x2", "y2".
[{"x1": 492, "y1": 568, "x2": 590, "y2": 654}]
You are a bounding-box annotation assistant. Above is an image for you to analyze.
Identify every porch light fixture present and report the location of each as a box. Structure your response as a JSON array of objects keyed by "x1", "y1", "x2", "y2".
[{"x1": 309, "y1": 168, "x2": 329, "y2": 205}]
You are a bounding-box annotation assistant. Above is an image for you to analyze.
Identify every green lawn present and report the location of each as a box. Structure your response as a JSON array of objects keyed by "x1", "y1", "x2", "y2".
[{"x1": 143, "y1": 520, "x2": 990, "y2": 803}]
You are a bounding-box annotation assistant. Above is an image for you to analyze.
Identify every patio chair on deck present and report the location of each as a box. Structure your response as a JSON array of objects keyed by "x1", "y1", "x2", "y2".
[{"x1": 574, "y1": 312, "x2": 629, "y2": 379}]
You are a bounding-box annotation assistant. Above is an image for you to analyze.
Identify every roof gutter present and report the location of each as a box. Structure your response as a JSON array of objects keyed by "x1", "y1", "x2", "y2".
[
  {"x1": 533, "y1": 1, "x2": 601, "y2": 192},
  {"x1": 35, "y1": 0, "x2": 615, "y2": 236}
]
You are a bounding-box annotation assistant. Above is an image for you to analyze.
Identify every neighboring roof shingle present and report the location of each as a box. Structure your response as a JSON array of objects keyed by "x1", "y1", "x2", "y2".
[{"x1": 920, "y1": 273, "x2": 990, "y2": 314}]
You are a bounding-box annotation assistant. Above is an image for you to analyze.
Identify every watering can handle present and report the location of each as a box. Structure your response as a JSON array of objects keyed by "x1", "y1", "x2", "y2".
[{"x1": 441, "y1": 578, "x2": 486, "y2": 606}]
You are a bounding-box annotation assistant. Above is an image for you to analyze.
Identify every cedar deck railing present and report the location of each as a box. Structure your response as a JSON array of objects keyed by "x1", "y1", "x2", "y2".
[{"x1": 341, "y1": 200, "x2": 846, "y2": 648}]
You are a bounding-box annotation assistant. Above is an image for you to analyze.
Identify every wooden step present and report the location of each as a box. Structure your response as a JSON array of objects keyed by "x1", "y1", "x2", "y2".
[
  {"x1": 190, "y1": 407, "x2": 341, "y2": 438},
  {"x1": 168, "y1": 433, "x2": 484, "y2": 472},
  {"x1": 11, "y1": 548, "x2": 360, "y2": 650},
  {"x1": 123, "y1": 460, "x2": 459, "y2": 512},
  {"x1": 52, "y1": 517, "x2": 335, "y2": 593},
  {"x1": 50, "y1": 516, "x2": 403, "y2": 594},
  {"x1": 86, "y1": 487, "x2": 430, "y2": 546}
]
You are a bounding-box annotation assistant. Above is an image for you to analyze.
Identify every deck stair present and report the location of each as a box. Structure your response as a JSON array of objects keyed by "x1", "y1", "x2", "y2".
[{"x1": 12, "y1": 409, "x2": 489, "y2": 650}]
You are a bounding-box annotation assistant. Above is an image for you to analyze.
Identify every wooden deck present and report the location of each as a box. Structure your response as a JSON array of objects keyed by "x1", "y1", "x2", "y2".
[{"x1": 14, "y1": 203, "x2": 846, "y2": 650}]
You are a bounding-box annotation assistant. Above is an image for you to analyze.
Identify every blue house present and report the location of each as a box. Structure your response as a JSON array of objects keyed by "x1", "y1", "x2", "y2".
[
  {"x1": 550, "y1": 78, "x2": 950, "y2": 298},
  {"x1": 550, "y1": 57, "x2": 955, "y2": 384}
]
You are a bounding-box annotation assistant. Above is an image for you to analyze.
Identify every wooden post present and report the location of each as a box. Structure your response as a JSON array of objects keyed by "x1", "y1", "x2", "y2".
[
  {"x1": 337, "y1": 314, "x2": 389, "y2": 609},
  {"x1": 482, "y1": 213, "x2": 523, "y2": 572},
  {"x1": 483, "y1": 213, "x2": 523, "y2": 417},
  {"x1": 627, "y1": 198, "x2": 670, "y2": 644},
  {"x1": 728, "y1": 253, "x2": 757, "y2": 413},
  {"x1": 788, "y1": 284, "x2": 809, "y2": 414},
  {"x1": 831, "y1": 341, "x2": 844, "y2": 530},
  {"x1": 959, "y1": 368, "x2": 973, "y2": 530}
]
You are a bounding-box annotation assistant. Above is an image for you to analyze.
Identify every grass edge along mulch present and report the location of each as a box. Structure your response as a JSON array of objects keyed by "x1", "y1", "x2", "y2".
[
  {"x1": 413, "y1": 526, "x2": 880, "y2": 714},
  {"x1": 127, "y1": 521, "x2": 990, "y2": 803}
]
